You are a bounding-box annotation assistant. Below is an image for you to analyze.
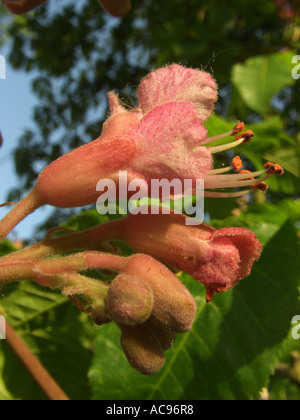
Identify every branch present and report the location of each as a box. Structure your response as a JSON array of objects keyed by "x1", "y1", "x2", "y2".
[{"x1": 4, "y1": 319, "x2": 69, "y2": 400}]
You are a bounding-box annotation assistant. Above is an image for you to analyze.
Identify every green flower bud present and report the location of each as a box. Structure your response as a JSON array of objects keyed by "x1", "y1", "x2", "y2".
[
  {"x1": 107, "y1": 274, "x2": 154, "y2": 326},
  {"x1": 120, "y1": 324, "x2": 165, "y2": 375},
  {"x1": 146, "y1": 320, "x2": 177, "y2": 351},
  {"x1": 122, "y1": 255, "x2": 196, "y2": 332}
]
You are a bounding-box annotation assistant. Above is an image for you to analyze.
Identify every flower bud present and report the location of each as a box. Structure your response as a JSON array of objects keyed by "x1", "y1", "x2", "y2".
[
  {"x1": 122, "y1": 212, "x2": 262, "y2": 302},
  {"x1": 121, "y1": 254, "x2": 197, "y2": 332},
  {"x1": 107, "y1": 274, "x2": 154, "y2": 326},
  {"x1": 120, "y1": 324, "x2": 165, "y2": 375},
  {"x1": 146, "y1": 320, "x2": 176, "y2": 351},
  {"x1": 2, "y1": 0, "x2": 47, "y2": 14},
  {"x1": 97, "y1": 0, "x2": 131, "y2": 17}
]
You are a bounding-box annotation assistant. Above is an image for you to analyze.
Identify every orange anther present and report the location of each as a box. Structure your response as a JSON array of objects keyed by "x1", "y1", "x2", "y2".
[
  {"x1": 240, "y1": 170, "x2": 254, "y2": 180},
  {"x1": 251, "y1": 182, "x2": 268, "y2": 191},
  {"x1": 231, "y1": 121, "x2": 245, "y2": 136},
  {"x1": 232, "y1": 156, "x2": 243, "y2": 172},
  {"x1": 235, "y1": 130, "x2": 254, "y2": 143},
  {"x1": 264, "y1": 162, "x2": 284, "y2": 175}
]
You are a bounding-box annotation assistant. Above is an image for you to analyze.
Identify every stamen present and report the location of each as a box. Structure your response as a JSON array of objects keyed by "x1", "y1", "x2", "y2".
[
  {"x1": 264, "y1": 162, "x2": 284, "y2": 175},
  {"x1": 239, "y1": 170, "x2": 254, "y2": 180},
  {"x1": 204, "y1": 190, "x2": 252, "y2": 198},
  {"x1": 203, "y1": 121, "x2": 245, "y2": 145},
  {"x1": 231, "y1": 121, "x2": 245, "y2": 136},
  {"x1": 235, "y1": 130, "x2": 254, "y2": 143},
  {"x1": 207, "y1": 166, "x2": 233, "y2": 175},
  {"x1": 209, "y1": 137, "x2": 245, "y2": 154},
  {"x1": 204, "y1": 130, "x2": 235, "y2": 145},
  {"x1": 232, "y1": 156, "x2": 243, "y2": 172},
  {"x1": 205, "y1": 168, "x2": 267, "y2": 182},
  {"x1": 251, "y1": 182, "x2": 268, "y2": 191},
  {"x1": 205, "y1": 174, "x2": 270, "y2": 189}
]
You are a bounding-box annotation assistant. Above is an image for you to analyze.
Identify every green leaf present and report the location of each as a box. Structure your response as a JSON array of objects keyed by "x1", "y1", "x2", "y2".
[
  {"x1": 0, "y1": 282, "x2": 96, "y2": 400},
  {"x1": 232, "y1": 52, "x2": 295, "y2": 115},
  {"x1": 0, "y1": 239, "x2": 17, "y2": 258},
  {"x1": 210, "y1": 198, "x2": 300, "y2": 245},
  {"x1": 89, "y1": 221, "x2": 300, "y2": 400}
]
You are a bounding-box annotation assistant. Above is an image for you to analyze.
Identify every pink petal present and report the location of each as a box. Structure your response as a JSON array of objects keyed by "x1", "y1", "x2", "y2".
[
  {"x1": 129, "y1": 102, "x2": 212, "y2": 180},
  {"x1": 138, "y1": 64, "x2": 218, "y2": 122},
  {"x1": 193, "y1": 237, "x2": 241, "y2": 292},
  {"x1": 213, "y1": 227, "x2": 263, "y2": 279}
]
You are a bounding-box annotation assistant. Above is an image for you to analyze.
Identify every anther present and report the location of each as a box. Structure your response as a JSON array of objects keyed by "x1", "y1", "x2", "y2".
[
  {"x1": 235, "y1": 130, "x2": 254, "y2": 143},
  {"x1": 264, "y1": 162, "x2": 284, "y2": 175},
  {"x1": 232, "y1": 156, "x2": 243, "y2": 172},
  {"x1": 231, "y1": 122, "x2": 245, "y2": 136},
  {"x1": 251, "y1": 182, "x2": 268, "y2": 191},
  {"x1": 203, "y1": 122, "x2": 245, "y2": 146}
]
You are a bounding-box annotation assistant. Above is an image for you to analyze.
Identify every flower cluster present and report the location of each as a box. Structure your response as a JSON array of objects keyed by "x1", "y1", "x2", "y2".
[
  {"x1": 0, "y1": 250, "x2": 196, "y2": 374},
  {"x1": 0, "y1": 64, "x2": 284, "y2": 374}
]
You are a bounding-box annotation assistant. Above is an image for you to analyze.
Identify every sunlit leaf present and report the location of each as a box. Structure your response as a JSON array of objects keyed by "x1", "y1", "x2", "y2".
[{"x1": 232, "y1": 52, "x2": 295, "y2": 115}]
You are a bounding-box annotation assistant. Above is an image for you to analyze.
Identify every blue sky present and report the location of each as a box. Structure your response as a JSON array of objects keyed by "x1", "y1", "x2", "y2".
[{"x1": 0, "y1": 49, "x2": 52, "y2": 241}]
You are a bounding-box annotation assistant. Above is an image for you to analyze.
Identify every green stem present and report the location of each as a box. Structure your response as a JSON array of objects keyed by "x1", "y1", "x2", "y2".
[
  {"x1": 0, "y1": 217, "x2": 127, "y2": 265},
  {"x1": 0, "y1": 251, "x2": 127, "y2": 285},
  {"x1": 4, "y1": 319, "x2": 69, "y2": 401}
]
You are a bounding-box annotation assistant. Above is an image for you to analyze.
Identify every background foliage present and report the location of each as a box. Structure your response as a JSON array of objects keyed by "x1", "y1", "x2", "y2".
[{"x1": 0, "y1": 0, "x2": 299, "y2": 400}]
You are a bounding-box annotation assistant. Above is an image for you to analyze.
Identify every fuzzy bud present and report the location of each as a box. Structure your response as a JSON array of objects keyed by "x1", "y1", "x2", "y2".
[
  {"x1": 107, "y1": 274, "x2": 154, "y2": 326},
  {"x1": 120, "y1": 324, "x2": 165, "y2": 375},
  {"x1": 121, "y1": 254, "x2": 197, "y2": 332},
  {"x1": 146, "y1": 320, "x2": 177, "y2": 351}
]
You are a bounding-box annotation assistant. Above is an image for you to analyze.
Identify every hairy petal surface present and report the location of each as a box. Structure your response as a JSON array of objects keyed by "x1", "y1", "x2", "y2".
[
  {"x1": 138, "y1": 64, "x2": 218, "y2": 122},
  {"x1": 130, "y1": 102, "x2": 212, "y2": 180}
]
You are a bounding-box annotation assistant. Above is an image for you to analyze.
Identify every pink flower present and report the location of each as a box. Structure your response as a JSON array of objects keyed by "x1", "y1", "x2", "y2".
[
  {"x1": 0, "y1": 64, "x2": 217, "y2": 238},
  {"x1": 0, "y1": 64, "x2": 283, "y2": 239},
  {"x1": 117, "y1": 211, "x2": 263, "y2": 302}
]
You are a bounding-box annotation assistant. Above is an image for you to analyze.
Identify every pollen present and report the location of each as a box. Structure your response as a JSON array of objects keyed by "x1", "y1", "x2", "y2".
[
  {"x1": 235, "y1": 130, "x2": 254, "y2": 143},
  {"x1": 264, "y1": 162, "x2": 284, "y2": 175},
  {"x1": 232, "y1": 156, "x2": 243, "y2": 172},
  {"x1": 251, "y1": 182, "x2": 268, "y2": 191},
  {"x1": 231, "y1": 121, "x2": 245, "y2": 136}
]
